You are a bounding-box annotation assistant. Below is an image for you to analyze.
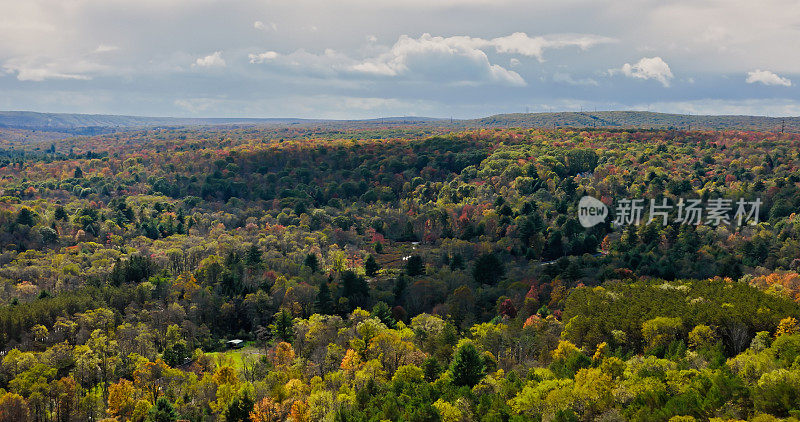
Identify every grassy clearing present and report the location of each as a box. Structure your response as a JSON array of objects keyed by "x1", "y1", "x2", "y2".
[{"x1": 205, "y1": 343, "x2": 265, "y2": 369}]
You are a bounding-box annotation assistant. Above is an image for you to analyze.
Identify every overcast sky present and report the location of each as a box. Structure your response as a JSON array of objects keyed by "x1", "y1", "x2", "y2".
[{"x1": 1, "y1": 0, "x2": 799, "y2": 119}]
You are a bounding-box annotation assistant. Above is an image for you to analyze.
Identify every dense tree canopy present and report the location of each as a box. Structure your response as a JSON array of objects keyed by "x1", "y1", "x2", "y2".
[{"x1": 0, "y1": 125, "x2": 799, "y2": 420}]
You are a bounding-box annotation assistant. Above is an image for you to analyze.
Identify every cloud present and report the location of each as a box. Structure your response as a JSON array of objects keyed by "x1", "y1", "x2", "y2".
[
  {"x1": 349, "y1": 33, "x2": 526, "y2": 86},
  {"x1": 746, "y1": 69, "x2": 791, "y2": 87},
  {"x1": 254, "y1": 21, "x2": 277, "y2": 31},
  {"x1": 2, "y1": 56, "x2": 106, "y2": 81},
  {"x1": 249, "y1": 33, "x2": 549, "y2": 86},
  {"x1": 247, "y1": 48, "x2": 351, "y2": 80},
  {"x1": 618, "y1": 57, "x2": 673, "y2": 87},
  {"x1": 193, "y1": 51, "x2": 226, "y2": 68},
  {"x1": 488, "y1": 32, "x2": 616, "y2": 62},
  {"x1": 248, "y1": 51, "x2": 279, "y2": 64},
  {"x1": 344, "y1": 32, "x2": 614, "y2": 86}
]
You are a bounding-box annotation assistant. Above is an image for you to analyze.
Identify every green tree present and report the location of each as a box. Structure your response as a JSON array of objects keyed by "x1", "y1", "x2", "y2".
[
  {"x1": 16, "y1": 208, "x2": 36, "y2": 227},
  {"x1": 272, "y1": 308, "x2": 294, "y2": 342},
  {"x1": 225, "y1": 391, "x2": 255, "y2": 422},
  {"x1": 450, "y1": 342, "x2": 484, "y2": 387},
  {"x1": 146, "y1": 397, "x2": 177, "y2": 422},
  {"x1": 406, "y1": 255, "x2": 424, "y2": 277},
  {"x1": 365, "y1": 254, "x2": 380, "y2": 277},
  {"x1": 422, "y1": 357, "x2": 441, "y2": 382},
  {"x1": 304, "y1": 254, "x2": 319, "y2": 273},
  {"x1": 371, "y1": 302, "x2": 395, "y2": 328},
  {"x1": 315, "y1": 282, "x2": 333, "y2": 315},
  {"x1": 54, "y1": 206, "x2": 68, "y2": 221},
  {"x1": 340, "y1": 270, "x2": 369, "y2": 308},
  {"x1": 642, "y1": 317, "x2": 683, "y2": 350},
  {"x1": 473, "y1": 253, "x2": 505, "y2": 285}
]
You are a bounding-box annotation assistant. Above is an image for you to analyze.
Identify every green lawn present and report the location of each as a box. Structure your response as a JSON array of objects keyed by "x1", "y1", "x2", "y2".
[{"x1": 205, "y1": 343, "x2": 265, "y2": 370}]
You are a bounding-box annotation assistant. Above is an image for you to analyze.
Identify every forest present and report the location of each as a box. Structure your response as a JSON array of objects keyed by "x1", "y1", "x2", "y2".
[{"x1": 0, "y1": 125, "x2": 800, "y2": 421}]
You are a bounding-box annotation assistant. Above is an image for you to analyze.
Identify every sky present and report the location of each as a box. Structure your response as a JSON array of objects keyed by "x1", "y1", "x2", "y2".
[{"x1": 1, "y1": 0, "x2": 799, "y2": 119}]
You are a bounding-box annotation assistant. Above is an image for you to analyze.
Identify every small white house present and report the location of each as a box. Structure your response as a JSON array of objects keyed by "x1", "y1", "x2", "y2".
[{"x1": 226, "y1": 339, "x2": 244, "y2": 349}]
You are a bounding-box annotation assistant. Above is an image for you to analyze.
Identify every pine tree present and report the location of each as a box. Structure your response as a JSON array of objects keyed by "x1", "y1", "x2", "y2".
[
  {"x1": 146, "y1": 397, "x2": 177, "y2": 422},
  {"x1": 406, "y1": 255, "x2": 424, "y2": 277},
  {"x1": 341, "y1": 270, "x2": 369, "y2": 307},
  {"x1": 224, "y1": 391, "x2": 255, "y2": 422},
  {"x1": 450, "y1": 342, "x2": 484, "y2": 387},
  {"x1": 365, "y1": 254, "x2": 380, "y2": 277},
  {"x1": 304, "y1": 253, "x2": 319, "y2": 273},
  {"x1": 393, "y1": 275, "x2": 407, "y2": 305},
  {"x1": 371, "y1": 301, "x2": 395, "y2": 328},
  {"x1": 272, "y1": 308, "x2": 294, "y2": 342},
  {"x1": 316, "y1": 281, "x2": 333, "y2": 314}
]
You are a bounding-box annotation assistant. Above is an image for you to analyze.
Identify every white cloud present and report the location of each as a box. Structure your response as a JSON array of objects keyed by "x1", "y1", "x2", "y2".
[
  {"x1": 618, "y1": 57, "x2": 673, "y2": 87},
  {"x1": 746, "y1": 69, "x2": 791, "y2": 87},
  {"x1": 193, "y1": 51, "x2": 226, "y2": 68},
  {"x1": 2, "y1": 56, "x2": 106, "y2": 81},
  {"x1": 488, "y1": 32, "x2": 616, "y2": 62},
  {"x1": 349, "y1": 33, "x2": 527, "y2": 86},
  {"x1": 248, "y1": 51, "x2": 279, "y2": 64},
  {"x1": 254, "y1": 21, "x2": 277, "y2": 31}
]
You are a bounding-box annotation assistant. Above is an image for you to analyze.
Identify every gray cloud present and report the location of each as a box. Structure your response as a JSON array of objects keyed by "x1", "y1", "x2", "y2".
[{"x1": 0, "y1": 0, "x2": 798, "y2": 117}]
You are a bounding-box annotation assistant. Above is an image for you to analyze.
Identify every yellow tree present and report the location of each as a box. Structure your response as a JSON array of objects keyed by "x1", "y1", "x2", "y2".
[
  {"x1": 0, "y1": 392, "x2": 29, "y2": 422},
  {"x1": 107, "y1": 379, "x2": 137, "y2": 420},
  {"x1": 250, "y1": 396, "x2": 282, "y2": 422},
  {"x1": 133, "y1": 359, "x2": 170, "y2": 403},
  {"x1": 775, "y1": 317, "x2": 799, "y2": 338}
]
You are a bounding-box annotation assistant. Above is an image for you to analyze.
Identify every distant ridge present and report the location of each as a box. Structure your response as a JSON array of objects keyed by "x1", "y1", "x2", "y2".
[
  {"x1": 0, "y1": 111, "x2": 321, "y2": 134},
  {"x1": 468, "y1": 111, "x2": 800, "y2": 132},
  {"x1": 1, "y1": 110, "x2": 798, "y2": 134}
]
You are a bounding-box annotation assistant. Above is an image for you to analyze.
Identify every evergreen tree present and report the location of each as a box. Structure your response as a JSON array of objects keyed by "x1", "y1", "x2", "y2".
[
  {"x1": 272, "y1": 308, "x2": 294, "y2": 342},
  {"x1": 224, "y1": 391, "x2": 255, "y2": 422},
  {"x1": 393, "y1": 275, "x2": 407, "y2": 305},
  {"x1": 365, "y1": 254, "x2": 380, "y2": 277},
  {"x1": 473, "y1": 253, "x2": 505, "y2": 284},
  {"x1": 406, "y1": 255, "x2": 424, "y2": 277},
  {"x1": 146, "y1": 397, "x2": 177, "y2": 422},
  {"x1": 341, "y1": 270, "x2": 369, "y2": 308},
  {"x1": 422, "y1": 357, "x2": 441, "y2": 382},
  {"x1": 246, "y1": 244, "x2": 262, "y2": 266},
  {"x1": 450, "y1": 342, "x2": 484, "y2": 387},
  {"x1": 371, "y1": 301, "x2": 395, "y2": 328},
  {"x1": 54, "y1": 206, "x2": 68, "y2": 221},
  {"x1": 16, "y1": 208, "x2": 36, "y2": 227},
  {"x1": 316, "y1": 281, "x2": 334, "y2": 314},
  {"x1": 304, "y1": 253, "x2": 319, "y2": 273}
]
